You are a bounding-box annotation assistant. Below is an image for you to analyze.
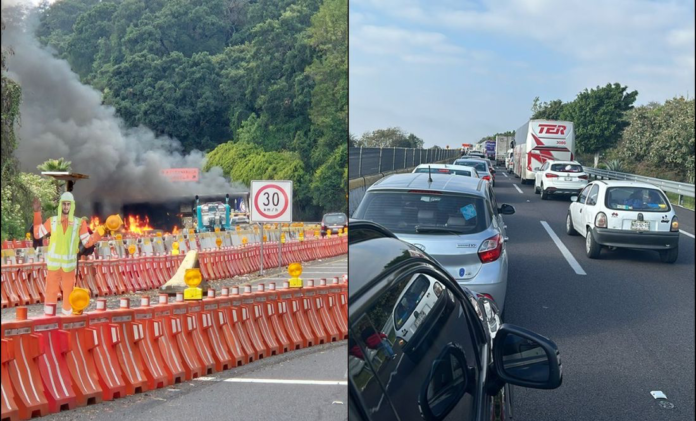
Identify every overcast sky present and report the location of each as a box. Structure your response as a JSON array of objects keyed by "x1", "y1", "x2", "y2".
[{"x1": 349, "y1": 0, "x2": 695, "y2": 148}]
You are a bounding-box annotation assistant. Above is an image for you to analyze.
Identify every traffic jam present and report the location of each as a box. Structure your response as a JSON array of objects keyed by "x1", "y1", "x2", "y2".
[{"x1": 347, "y1": 119, "x2": 694, "y2": 421}]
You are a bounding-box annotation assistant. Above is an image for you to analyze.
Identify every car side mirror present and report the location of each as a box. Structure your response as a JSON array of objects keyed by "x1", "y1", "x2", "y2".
[
  {"x1": 492, "y1": 324, "x2": 562, "y2": 390},
  {"x1": 533, "y1": 167, "x2": 540, "y2": 171},
  {"x1": 570, "y1": 196, "x2": 578, "y2": 202},
  {"x1": 418, "y1": 344, "x2": 473, "y2": 421},
  {"x1": 498, "y1": 204, "x2": 515, "y2": 215}
]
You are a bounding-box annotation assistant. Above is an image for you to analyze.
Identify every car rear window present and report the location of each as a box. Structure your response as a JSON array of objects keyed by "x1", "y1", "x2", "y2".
[
  {"x1": 324, "y1": 214, "x2": 346, "y2": 224},
  {"x1": 394, "y1": 275, "x2": 429, "y2": 330},
  {"x1": 551, "y1": 164, "x2": 583, "y2": 173},
  {"x1": 454, "y1": 160, "x2": 487, "y2": 173},
  {"x1": 605, "y1": 187, "x2": 670, "y2": 211},
  {"x1": 353, "y1": 191, "x2": 489, "y2": 234},
  {"x1": 414, "y1": 168, "x2": 472, "y2": 177}
]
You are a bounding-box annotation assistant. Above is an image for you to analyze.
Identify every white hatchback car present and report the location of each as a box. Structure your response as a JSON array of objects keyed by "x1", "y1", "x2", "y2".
[
  {"x1": 412, "y1": 163, "x2": 479, "y2": 178},
  {"x1": 566, "y1": 180, "x2": 680, "y2": 263},
  {"x1": 534, "y1": 160, "x2": 588, "y2": 200}
]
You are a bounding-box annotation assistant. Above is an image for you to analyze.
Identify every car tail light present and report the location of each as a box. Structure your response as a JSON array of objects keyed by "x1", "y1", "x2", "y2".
[
  {"x1": 545, "y1": 173, "x2": 559, "y2": 178},
  {"x1": 578, "y1": 175, "x2": 589, "y2": 180},
  {"x1": 478, "y1": 234, "x2": 503, "y2": 263},
  {"x1": 321, "y1": 224, "x2": 326, "y2": 230},
  {"x1": 595, "y1": 212, "x2": 607, "y2": 228},
  {"x1": 482, "y1": 175, "x2": 491, "y2": 181},
  {"x1": 671, "y1": 216, "x2": 679, "y2": 232},
  {"x1": 477, "y1": 293, "x2": 495, "y2": 301}
]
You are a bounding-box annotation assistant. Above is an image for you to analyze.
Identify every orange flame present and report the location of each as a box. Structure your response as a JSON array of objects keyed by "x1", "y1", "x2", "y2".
[
  {"x1": 172, "y1": 226, "x2": 180, "y2": 235},
  {"x1": 88, "y1": 216, "x2": 101, "y2": 231},
  {"x1": 124, "y1": 215, "x2": 154, "y2": 235}
]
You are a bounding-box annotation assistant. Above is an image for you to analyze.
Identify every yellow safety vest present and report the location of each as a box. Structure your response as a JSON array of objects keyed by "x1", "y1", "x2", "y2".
[{"x1": 46, "y1": 216, "x2": 82, "y2": 272}]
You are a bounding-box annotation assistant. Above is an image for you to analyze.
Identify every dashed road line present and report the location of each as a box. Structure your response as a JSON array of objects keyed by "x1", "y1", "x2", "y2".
[
  {"x1": 540, "y1": 221, "x2": 587, "y2": 275},
  {"x1": 680, "y1": 230, "x2": 695, "y2": 239},
  {"x1": 513, "y1": 184, "x2": 523, "y2": 194}
]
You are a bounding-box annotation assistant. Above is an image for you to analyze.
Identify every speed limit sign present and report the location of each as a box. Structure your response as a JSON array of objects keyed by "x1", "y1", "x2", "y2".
[{"x1": 250, "y1": 180, "x2": 293, "y2": 223}]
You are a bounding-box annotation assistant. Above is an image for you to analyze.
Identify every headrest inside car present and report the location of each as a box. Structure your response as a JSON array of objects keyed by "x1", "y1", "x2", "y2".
[
  {"x1": 418, "y1": 210, "x2": 435, "y2": 221},
  {"x1": 446, "y1": 217, "x2": 467, "y2": 227}
]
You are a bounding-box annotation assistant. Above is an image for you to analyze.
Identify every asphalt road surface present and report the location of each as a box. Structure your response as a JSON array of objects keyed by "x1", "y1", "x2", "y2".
[
  {"x1": 494, "y1": 168, "x2": 695, "y2": 421},
  {"x1": 36, "y1": 256, "x2": 348, "y2": 421}
]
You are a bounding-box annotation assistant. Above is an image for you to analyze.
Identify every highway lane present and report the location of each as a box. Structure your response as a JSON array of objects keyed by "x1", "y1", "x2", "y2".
[{"x1": 495, "y1": 169, "x2": 695, "y2": 421}]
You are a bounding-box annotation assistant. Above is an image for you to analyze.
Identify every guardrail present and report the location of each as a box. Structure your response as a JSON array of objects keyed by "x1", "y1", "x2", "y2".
[
  {"x1": 349, "y1": 147, "x2": 459, "y2": 177},
  {"x1": 584, "y1": 167, "x2": 695, "y2": 206}
]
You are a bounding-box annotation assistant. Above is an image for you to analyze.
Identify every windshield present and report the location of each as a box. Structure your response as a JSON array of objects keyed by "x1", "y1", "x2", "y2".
[
  {"x1": 414, "y1": 168, "x2": 472, "y2": 177},
  {"x1": 354, "y1": 191, "x2": 489, "y2": 234},
  {"x1": 394, "y1": 275, "x2": 430, "y2": 330},
  {"x1": 550, "y1": 164, "x2": 583, "y2": 173},
  {"x1": 454, "y1": 160, "x2": 487, "y2": 173},
  {"x1": 324, "y1": 214, "x2": 346, "y2": 224},
  {"x1": 605, "y1": 187, "x2": 670, "y2": 212}
]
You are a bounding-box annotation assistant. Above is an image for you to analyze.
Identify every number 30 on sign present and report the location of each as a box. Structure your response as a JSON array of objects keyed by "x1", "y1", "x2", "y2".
[{"x1": 250, "y1": 180, "x2": 293, "y2": 223}]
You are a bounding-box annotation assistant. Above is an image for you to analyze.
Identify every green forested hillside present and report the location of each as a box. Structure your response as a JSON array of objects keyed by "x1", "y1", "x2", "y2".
[{"x1": 35, "y1": 0, "x2": 347, "y2": 218}]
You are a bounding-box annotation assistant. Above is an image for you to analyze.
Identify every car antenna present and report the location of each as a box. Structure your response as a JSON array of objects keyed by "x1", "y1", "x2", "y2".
[{"x1": 428, "y1": 165, "x2": 433, "y2": 183}]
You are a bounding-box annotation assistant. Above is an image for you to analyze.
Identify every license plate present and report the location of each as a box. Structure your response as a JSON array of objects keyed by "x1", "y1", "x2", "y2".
[
  {"x1": 631, "y1": 220, "x2": 650, "y2": 231},
  {"x1": 565, "y1": 176, "x2": 572, "y2": 181}
]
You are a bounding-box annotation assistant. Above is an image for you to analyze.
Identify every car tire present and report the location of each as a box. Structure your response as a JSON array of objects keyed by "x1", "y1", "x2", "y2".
[
  {"x1": 534, "y1": 184, "x2": 540, "y2": 194},
  {"x1": 520, "y1": 178, "x2": 526, "y2": 185},
  {"x1": 659, "y1": 247, "x2": 678, "y2": 263},
  {"x1": 540, "y1": 185, "x2": 549, "y2": 200},
  {"x1": 585, "y1": 228, "x2": 602, "y2": 258},
  {"x1": 566, "y1": 213, "x2": 578, "y2": 236}
]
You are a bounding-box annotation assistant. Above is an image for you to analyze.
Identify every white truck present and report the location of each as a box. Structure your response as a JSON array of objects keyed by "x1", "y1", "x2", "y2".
[
  {"x1": 513, "y1": 120, "x2": 575, "y2": 184},
  {"x1": 495, "y1": 135, "x2": 513, "y2": 166}
]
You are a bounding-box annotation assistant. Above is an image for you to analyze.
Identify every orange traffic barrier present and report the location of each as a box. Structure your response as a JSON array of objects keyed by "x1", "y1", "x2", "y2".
[
  {"x1": 226, "y1": 287, "x2": 257, "y2": 363},
  {"x1": 253, "y1": 284, "x2": 286, "y2": 355},
  {"x1": 340, "y1": 275, "x2": 348, "y2": 320},
  {"x1": 168, "y1": 293, "x2": 206, "y2": 378},
  {"x1": 285, "y1": 284, "x2": 318, "y2": 347},
  {"x1": 306, "y1": 279, "x2": 339, "y2": 343},
  {"x1": 231, "y1": 286, "x2": 266, "y2": 360},
  {"x1": 1, "y1": 310, "x2": 51, "y2": 419},
  {"x1": 1, "y1": 337, "x2": 20, "y2": 421},
  {"x1": 93, "y1": 258, "x2": 113, "y2": 296},
  {"x1": 59, "y1": 313, "x2": 103, "y2": 408},
  {"x1": 155, "y1": 254, "x2": 170, "y2": 286},
  {"x1": 212, "y1": 287, "x2": 248, "y2": 367},
  {"x1": 200, "y1": 289, "x2": 234, "y2": 371},
  {"x1": 183, "y1": 300, "x2": 216, "y2": 375},
  {"x1": 1, "y1": 264, "x2": 20, "y2": 308},
  {"x1": 98, "y1": 258, "x2": 118, "y2": 295},
  {"x1": 154, "y1": 294, "x2": 189, "y2": 382},
  {"x1": 320, "y1": 278, "x2": 348, "y2": 340},
  {"x1": 7, "y1": 266, "x2": 32, "y2": 306},
  {"x1": 301, "y1": 280, "x2": 330, "y2": 344},
  {"x1": 110, "y1": 298, "x2": 149, "y2": 395},
  {"x1": 33, "y1": 315, "x2": 79, "y2": 413},
  {"x1": 258, "y1": 283, "x2": 293, "y2": 353},
  {"x1": 198, "y1": 251, "x2": 213, "y2": 281},
  {"x1": 19, "y1": 261, "x2": 41, "y2": 304},
  {"x1": 133, "y1": 296, "x2": 170, "y2": 390},
  {"x1": 114, "y1": 257, "x2": 134, "y2": 294},
  {"x1": 123, "y1": 257, "x2": 144, "y2": 292},
  {"x1": 243, "y1": 284, "x2": 279, "y2": 356},
  {"x1": 88, "y1": 298, "x2": 127, "y2": 401},
  {"x1": 276, "y1": 281, "x2": 306, "y2": 349},
  {"x1": 78, "y1": 258, "x2": 99, "y2": 298},
  {"x1": 110, "y1": 259, "x2": 128, "y2": 295}
]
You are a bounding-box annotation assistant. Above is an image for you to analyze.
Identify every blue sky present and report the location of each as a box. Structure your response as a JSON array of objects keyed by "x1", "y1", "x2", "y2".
[{"x1": 349, "y1": 0, "x2": 696, "y2": 147}]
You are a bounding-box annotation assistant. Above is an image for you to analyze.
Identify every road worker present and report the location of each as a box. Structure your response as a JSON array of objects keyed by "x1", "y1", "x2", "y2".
[{"x1": 33, "y1": 192, "x2": 122, "y2": 315}]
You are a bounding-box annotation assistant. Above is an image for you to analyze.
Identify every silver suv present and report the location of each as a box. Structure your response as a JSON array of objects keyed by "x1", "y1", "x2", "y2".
[{"x1": 352, "y1": 173, "x2": 515, "y2": 310}]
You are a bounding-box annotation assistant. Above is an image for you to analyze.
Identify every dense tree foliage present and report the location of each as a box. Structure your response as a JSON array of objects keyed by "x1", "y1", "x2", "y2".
[
  {"x1": 34, "y1": 0, "x2": 347, "y2": 218},
  {"x1": 531, "y1": 97, "x2": 566, "y2": 120},
  {"x1": 355, "y1": 127, "x2": 424, "y2": 148}
]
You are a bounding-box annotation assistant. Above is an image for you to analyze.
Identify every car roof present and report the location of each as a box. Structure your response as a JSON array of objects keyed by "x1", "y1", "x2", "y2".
[
  {"x1": 593, "y1": 180, "x2": 663, "y2": 189},
  {"x1": 414, "y1": 163, "x2": 478, "y2": 172},
  {"x1": 547, "y1": 160, "x2": 582, "y2": 166},
  {"x1": 369, "y1": 173, "x2": 486, "y2": 195},
  {"x1": 455, "y1": 157, "x2": 489, "y2": 165}
]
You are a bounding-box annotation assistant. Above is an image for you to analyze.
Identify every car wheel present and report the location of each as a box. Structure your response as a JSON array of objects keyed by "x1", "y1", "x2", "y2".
[
  {"x1": 659, "y1": 246, "x2": 678, "y2": 263},
  {"x1": 540, "y1": 185, "x2": 548, "y2": 200},
  {"x1": 566, "y1": 213, "x2": 578, "y2": 236},
  {"x1": 534, "y1": 183, "x2": 540, "y2": 194},
  {"x1": 585, "y1": 228, "x2": 601, "y2": 258},
  {"x1": 520, "y1": 178, "x2": 526, "y2": 185}
]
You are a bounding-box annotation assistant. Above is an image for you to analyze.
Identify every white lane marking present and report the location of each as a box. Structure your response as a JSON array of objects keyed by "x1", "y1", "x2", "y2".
[
  {"x1": 502, "y1": 172, "x2": 508, "y2": 178},
  {"x1": 679, "y1": 230, "x2": 695, "y2": 239},
  {"x1": 540, "y1": 221, "x2": 587, "y2": 275},
  {"x1": 513, "y1": 184, "x2": 523, "y2": 194},
  {"x1": 194, "y1": 377, "x2": 347, "y2": 385}
]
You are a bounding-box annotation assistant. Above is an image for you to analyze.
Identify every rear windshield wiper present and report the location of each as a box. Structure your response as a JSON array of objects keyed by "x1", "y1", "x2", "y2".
[{"x1": 415, "y1": 225, "x2": 465, "y2": 234}]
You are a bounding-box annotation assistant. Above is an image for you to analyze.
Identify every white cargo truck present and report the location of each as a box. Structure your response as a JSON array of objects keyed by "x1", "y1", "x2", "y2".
[
  {"x1": 495, "y1": 135, "x2": 513, "y2": 166},
  {"x1": 513, "y1": 120, "x2": 575, "y2": 184}
]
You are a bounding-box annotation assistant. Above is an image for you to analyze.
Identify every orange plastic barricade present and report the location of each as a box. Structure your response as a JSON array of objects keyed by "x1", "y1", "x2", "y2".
[
  {"x1": 231, "y1": 287, "x2": 266, "y2": 360},
  {"x1": 211, "y1": 250, "x2": 224, "y2": 280},
  {"x1": 1, "y1": 264, "x2": 20, "y2": 308},
  {"x1": 340, "y1": 275, "x2": 348, "y2": 319},
  {"x1": 8, "y1": 266, "x2": 32, "y2": 306},
  {"x1": 110, "y1": 259, "x2": 128, "y2": 295},
  {"x1": 152, "y1": 294, "x2": 185, "y2": 384},
  {"x1": 115, "y1": 257, "x2": 135, "y2": 294},
  {"x1": 211, "y1": 287, "x2": 247, "y2": 367},
  {"x1": 144, "y1": 255, "x2": 160, "y2": 289},
  {"x1": 109, "y1": 298, "x2": 149, "y2": 395},
  {"x1": 276, "y1": 282, "x2": 305, "y2": 349},
  {"x1": 123, "y1": 257, "x2": 143, "y2": 292},
  {"x1": 1, "y1": 313, "x2": 51, "y2": 419},
  {"x1": 88, "y1": 299, "x2": 127, "y2": 401},
  {"x1": 19, "y1": 261, "x2": 41, "y2": 304},
  {"x1": 320, "y1": 278, "x2": 348, "y2": 340},
  {"x1": 225, "y1": 287, "x2": 257, "y2": 363},
  {"x1": 286, "y1": 285, "x2": 318, "y2": 347},
  {"x1": 300, "y1": 281, "x2": 330, "y2": 345},
  {"x1": 168, "y1": 294, "x2": 205, "y2": 378},
  {"x1": 198, "y1": 251, "x2": 212, "y2": 281},
  {"x1": 251, "y1": 284, "x2": 283, "y2": 355},
  {"x1": 133, "y1": 297, "x2": 169, "y2": 390},
  {"x1": 216, "y1": 249, "x2": 231, "y2": 280},
  {"x1": 242, "y1": 284, "x2": 278, "y2": 356},
  {"x1": 306, "y1": 280, "x2": 339, "y2": 343},
  {"x1": 258, "y1": 283, "x2": 293, "y2": 353},
  {"x1": 59, "y1": 314, "x2": 102, "y2": 408},
  {"x1": 200, "y1": 290, "x2": 234, "y2": 372},
  {"x1": 183, "y1": 300, "x2": 216, "y2": 375},
  {"x1": 135, "y1": 256, "x2": 154, "y2": 291},
  {"x1": 98, "y1": 258, "x2": 119, "y2": 295},
  {"x1": 33, "y1": 315, "x2": 79, "y2": 413},
  {"x1": 92, "y1": 258, "x2": 113, "y2": 296},
  {"x1": 78, "y1": 259, "x2": 99, "y2": 298},
  {"x1": 1, "y1": 338, "x2": 20, "y2": 421},
  {"x1": 153, "y1": 254, "x2": 169, "y2": 287}
]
